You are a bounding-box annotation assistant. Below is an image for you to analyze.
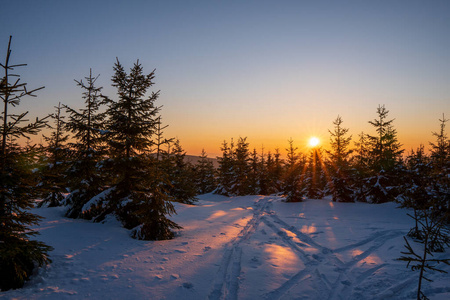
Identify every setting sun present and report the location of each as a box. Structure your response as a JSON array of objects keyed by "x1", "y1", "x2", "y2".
[{"x1": 308, "y1": 137, "x2": 320, "y2": 147}]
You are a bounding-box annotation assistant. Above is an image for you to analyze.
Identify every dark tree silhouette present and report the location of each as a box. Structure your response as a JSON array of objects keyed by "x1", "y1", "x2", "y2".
[
  {"x1": 0, "y1": 36, "x2": 52, "y2": 291},
  {"x1": 102, "y1": 59, "x2": 180, "y2": 240}
]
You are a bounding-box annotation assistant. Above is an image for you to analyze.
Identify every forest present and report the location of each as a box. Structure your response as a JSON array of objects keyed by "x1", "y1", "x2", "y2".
[{"x1": 1, "y1": 36, "x2": 449, "y2": 299}]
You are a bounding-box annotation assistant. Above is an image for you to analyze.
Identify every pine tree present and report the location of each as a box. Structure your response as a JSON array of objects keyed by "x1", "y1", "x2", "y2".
[
  {"x1": 351, "y1": 132, "x2": 370, "y2": 202},
  {"x1": 37, "y1": 102, "x2": 70, "y2": 207},
  {"x1": 248, "y1": 148, "x2": 260, "y2": 195},
  {"x1": 193, "y1": 148, "x2": 216, "y2": 194},
  {"x1": 258, "y1": 147, "x2": 269, "y2": 195},
  {"x1": 231, "y1": 137, "x2": 251, "y2": 196},
  {"x1": 429, "y1": 115, "x2": 450, "y2": 222},
  {"x1": 366, "y1": 105, "x2": 404, "y2": 203},
  {"x1": 103, "y1": 59, "x2": 180, "y2": 240},
  {"x1": 283, "y1": 138, "x2": 304, "y2": 202},
  {"x1": 266, "y1": 148, "x2": 283, "y2": 194},
  {"x1": 165, "y1": 139, "x2": 197, "y2": 204},
  {"x1": 327, "y1": 115, "x2": 354, "y2": 202},
  {"x1": 215, "y1": 139, "x2": 235, "y2": 196},
  {"x1": 0, "y1": 36, "x2": 52, "y2": 291},
  {"x1": 64, "y1": 69, "x2": 106, "y2": 218},
  {"x1": 399, "y1": 146, "x2": 433, "y2": 238},
  {"x1": 305, "y1": 145, "x2": 326, "y2": 199}
]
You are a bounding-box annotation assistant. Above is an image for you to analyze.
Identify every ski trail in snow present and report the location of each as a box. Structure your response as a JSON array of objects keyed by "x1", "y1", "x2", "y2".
[
  {"x1": 327, "y1": 230, "x2": 405, "y2": 300},
  {"x1": 259, "y1": 202, "x2": 407, "y2": 300},
  {"x1": 208, "y1": 197, "x2": 272, "y2": 300},
  {"x1": 261, "y1": 215, "x2": 336, "y2": 299}
]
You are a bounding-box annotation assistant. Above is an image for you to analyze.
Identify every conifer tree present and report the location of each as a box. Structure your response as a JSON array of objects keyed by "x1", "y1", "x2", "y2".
[
  {"x1": 248, "y1": 148, "x2": 260, "y2": 195},
  {"x1": 351, "y1": 132, "x2": 370, "y2": 201},
  {"x1": 0, "y1": 36, "x2": 52, "y2": 291},
  {"x1": 258, "y1": 147, "x2": 269, "y2": 195},
  {"x1": 366, "y1": 105, "x2": 404, "y2": 203},
  {"x1": 266, "y1": 149, "x2": 283, "y2": 194},
  {"x1": 37, "y1": 102, "x2": 70, "y2": 207},
  {"x1": 193, "y1": 148, "x2": 216, "y2": 194},
  {"x1": 231, "y1": 137, "x2": 251, "y2": 195},
  {"x1": 102, "y1": 59, "x2": 180, "y2": 240},
  {"x1": 305, "y1": 145, "x2": 326, "y2": 199},
  {"x1": 283, "y1": 139, "x2": 304, "y2": 202},
  {"x1": 215, "y1": 139, "x2": 235, "y2": 196},
  {"x1": 398, "y1": 146, "x2": 433, "y2": 238},
  {"x1": 327, "y1": 116, "x2": 354, "y2": 202},
  {"x1": 429, "y1": 115, "x2": 450, "y2": 222},
  {"x1": 165, "y1": 139, "x2": 197, "y2": 204},
  {"x1": 64, "y1": 69, "x2": 106, "y2": 218}
]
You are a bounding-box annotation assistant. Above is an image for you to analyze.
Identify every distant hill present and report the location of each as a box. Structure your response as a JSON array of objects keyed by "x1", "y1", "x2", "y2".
[{"x1": 185, "y1": 155, "x2": 219, "y2": 168}]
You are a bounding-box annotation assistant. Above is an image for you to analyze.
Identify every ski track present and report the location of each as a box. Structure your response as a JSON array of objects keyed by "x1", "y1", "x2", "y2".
[
  {"x1": 209, "y1": 196, "x2": 411, "y2": 300},
  {"x1": 208, "y1": 197, "x2": 272, "y2": 300}
]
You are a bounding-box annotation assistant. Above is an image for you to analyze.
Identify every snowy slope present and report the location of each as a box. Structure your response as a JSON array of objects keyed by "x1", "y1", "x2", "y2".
[{"x1": 1, "y1": 195, "x2": 449, "y2": 300}]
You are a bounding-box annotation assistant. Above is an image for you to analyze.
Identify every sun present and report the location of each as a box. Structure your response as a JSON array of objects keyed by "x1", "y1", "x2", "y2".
[{"x1": 308, "y1": 136, "x2": 320, "y2": 147}]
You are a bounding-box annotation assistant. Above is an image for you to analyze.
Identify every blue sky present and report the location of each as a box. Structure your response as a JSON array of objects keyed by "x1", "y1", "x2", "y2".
[{"x1": 2, "y1": 0, "x2": 449, "y2": 156}]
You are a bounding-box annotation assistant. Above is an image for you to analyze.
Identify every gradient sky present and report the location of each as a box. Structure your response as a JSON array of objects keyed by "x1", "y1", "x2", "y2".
[{"x1": 2, "y1": 0, "x2": 449, "y2": 157}]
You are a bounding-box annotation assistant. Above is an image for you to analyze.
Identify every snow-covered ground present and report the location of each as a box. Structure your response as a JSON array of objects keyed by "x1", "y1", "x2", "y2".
[{"x1": 1, "y1": 195, "x2": 449, "y2": 300}]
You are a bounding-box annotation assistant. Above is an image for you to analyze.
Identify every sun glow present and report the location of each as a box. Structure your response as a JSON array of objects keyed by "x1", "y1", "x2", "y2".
[{"x1": 308, "y1": 137, "x2": 320, "y2": 147}]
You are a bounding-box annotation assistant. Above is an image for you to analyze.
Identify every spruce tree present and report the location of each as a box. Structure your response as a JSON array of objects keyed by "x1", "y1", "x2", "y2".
[
  {"x1": 429, "y1": 115, "x2": 450, "y2": 222},
  {"x1": 283, "y1": 138, "x2": 304, "y2": 202},
  {"x1": 258, "y1": 147, "x2": 269, "y2": 195},
  {"x1": 351, "y1": 132, "x2": 370, "y2": 202},
  {"x1": 193, "y1": 148, "x2": 217, "y2": 194},
  {"x1": 366, "y1": 105, "x2": 404, "y2": 203},
  {"x1": 232, "y1": 137, "x2": 251, "y2": 196},
  {"x1": 0, "y1": 36, "x2": 52, "y2": 291},
  {"x1": 327, "y1": 115, "x2": 354, "y2": 202},
  {"x1": 305, "y1": 145, "x2": 326, "y2": 199},
  {"x1": 37, "y1": 102, "x2": 70, "y2": 207},
  {"x1": 266, "y1": 148, "x2": 284, "y2": 194},
  {"x1": 248, "y1": 148, "x2": 260, "y2": 195},
  {"x1": 165, "y1": 139, "x2": 198, "y2": 204},
  {"x1": 103, "y1": 59, "x2": 180, "y2": 240},
  {"x1": 64, "y1": 69, "x2": 106, "y2": 218},
  {"x1": 215, "y1": 139, "x2": 235, "y2": 196},
  {"x1": 399, "y1": 146, "x2": 433, "y2": 238}
]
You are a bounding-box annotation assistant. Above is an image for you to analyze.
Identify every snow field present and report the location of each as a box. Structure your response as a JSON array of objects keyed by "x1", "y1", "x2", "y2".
[{"x1": 1, "y1": 194, "x2": 449, "y2": 300}]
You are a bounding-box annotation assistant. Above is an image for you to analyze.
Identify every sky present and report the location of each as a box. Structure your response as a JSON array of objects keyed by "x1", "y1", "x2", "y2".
[{"x1": 2, "y1": 0, "x2": 449, "y2": 157}]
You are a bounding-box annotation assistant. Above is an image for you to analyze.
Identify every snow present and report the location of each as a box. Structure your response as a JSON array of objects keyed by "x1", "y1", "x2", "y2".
[{"x1": 1, "y1": 195, "x2": 449, "y2": 300}]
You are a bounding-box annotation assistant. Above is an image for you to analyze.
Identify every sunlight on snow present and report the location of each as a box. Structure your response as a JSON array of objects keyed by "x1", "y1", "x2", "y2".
[
  {"x1": 300, "y1": 225, "x2": 317, "y2": 234},
  {"x1": 352, "y1": 249, "x2": 383, "y2": 265},
  {"x1": 206, "y1": 210, "x2": 228, "y2": 221},
  {"x1": 264, "y1": 244, "x2": 298, "y2": 269}
]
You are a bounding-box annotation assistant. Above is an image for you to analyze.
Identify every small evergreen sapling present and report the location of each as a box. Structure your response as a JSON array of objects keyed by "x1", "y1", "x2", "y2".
[{"x1": 398, "y1": 208, "x2": 449, "y2": 300}]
